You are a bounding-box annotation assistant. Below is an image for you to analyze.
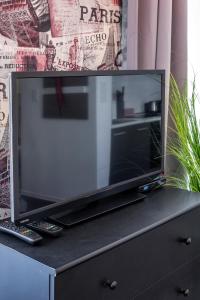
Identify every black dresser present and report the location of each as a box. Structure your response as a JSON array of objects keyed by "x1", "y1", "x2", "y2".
[{"x1": 1, "y1": 188, "x2": 200, "y2": 300}]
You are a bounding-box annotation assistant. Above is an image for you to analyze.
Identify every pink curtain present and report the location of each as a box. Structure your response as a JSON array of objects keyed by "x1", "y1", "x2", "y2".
[
  {"x1": 171, "y1": 0, "x2": 188, "y2": 89},
  {"x1": 138, "y1": 0, "x2": 160, "y2": 69},
  {"x1": 127, "y1": 0, "x2": 187, "y2": 79},
  {"x1": 126, "y1": 0, "x2": 188, "y2": 173}
]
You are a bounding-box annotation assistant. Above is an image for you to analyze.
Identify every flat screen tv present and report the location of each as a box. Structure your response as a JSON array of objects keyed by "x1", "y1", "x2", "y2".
[{"x1": 9, "y1": 70, "x2": 165, "y2": 224}]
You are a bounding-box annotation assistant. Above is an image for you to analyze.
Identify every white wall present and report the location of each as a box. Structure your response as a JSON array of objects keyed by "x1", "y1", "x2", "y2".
[{"x1": 188, "y1": 0, "x2": 200, "y2": 100}]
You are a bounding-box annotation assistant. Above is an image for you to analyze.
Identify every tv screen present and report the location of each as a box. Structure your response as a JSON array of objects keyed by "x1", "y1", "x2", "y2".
[{"x1": 10, "y1": 70, "x2": 165, "y2": 222}]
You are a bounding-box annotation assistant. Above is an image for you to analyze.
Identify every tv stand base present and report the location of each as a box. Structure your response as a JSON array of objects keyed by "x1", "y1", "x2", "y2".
[{"x1": 49, "y1": 191, "x2": 145, "y2": 227}]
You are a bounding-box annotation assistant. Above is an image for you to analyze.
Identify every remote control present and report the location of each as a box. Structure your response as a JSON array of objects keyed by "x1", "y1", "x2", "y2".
[
  {"x1": 26, "y1": 220, "x2": 63, "y2": 237},
  {"x1": 0, "y1": 220, "x2": 43, "y2": 245}
]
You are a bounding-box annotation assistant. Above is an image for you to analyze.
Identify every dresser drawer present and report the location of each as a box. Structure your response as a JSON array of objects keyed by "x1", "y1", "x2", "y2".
[
  {"x1": 135, "y1": 256, "x2": 200, "y2": 300},
  {"x1": 55, "y1": 206, "x2": 200, "y2": 300}
]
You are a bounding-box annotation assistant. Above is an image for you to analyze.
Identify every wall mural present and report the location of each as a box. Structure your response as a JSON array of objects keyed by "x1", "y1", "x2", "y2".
[{"x1": 0, "y1": 0, "x2": 126, "y2": 219}]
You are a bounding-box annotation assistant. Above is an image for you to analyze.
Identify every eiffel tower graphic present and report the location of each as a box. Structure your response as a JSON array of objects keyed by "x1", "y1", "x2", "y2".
[
  {"x1": 0, "y1": 118, "x2": 9, "y2": 151},
  {"x1": 98, "y1": 26, "x2": 118, "y2": 70},
  {"x1": 0, "y1": 117, "x2": 10, "y2": 209}
]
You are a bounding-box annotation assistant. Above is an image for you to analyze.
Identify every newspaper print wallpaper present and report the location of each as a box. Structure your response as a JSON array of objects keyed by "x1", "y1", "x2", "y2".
[{"x1": 0, "y1": 0, "x2": 127, "y2": 219}]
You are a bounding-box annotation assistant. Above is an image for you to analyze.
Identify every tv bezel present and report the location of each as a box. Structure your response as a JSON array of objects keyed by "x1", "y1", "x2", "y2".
[{"x1": 9, "y1": 70, "x2": 166, "y2": 223}]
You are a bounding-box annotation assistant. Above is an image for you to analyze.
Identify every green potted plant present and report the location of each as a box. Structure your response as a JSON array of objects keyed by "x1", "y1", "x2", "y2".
[{"x1": 168, "y1": 75, "x2": 200, "y2": 191}]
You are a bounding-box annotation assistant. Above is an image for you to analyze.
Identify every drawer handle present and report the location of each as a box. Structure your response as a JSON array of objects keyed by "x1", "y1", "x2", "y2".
[
  {"x1": 181, "y1": 237, "x2": 192, "y2": 245},
  {"x1": 179, "y1": 288, "x2": 190, "y2": 297},
  {"x1": 104, "y1": 280, "x2": 118, "y2": 290}
]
